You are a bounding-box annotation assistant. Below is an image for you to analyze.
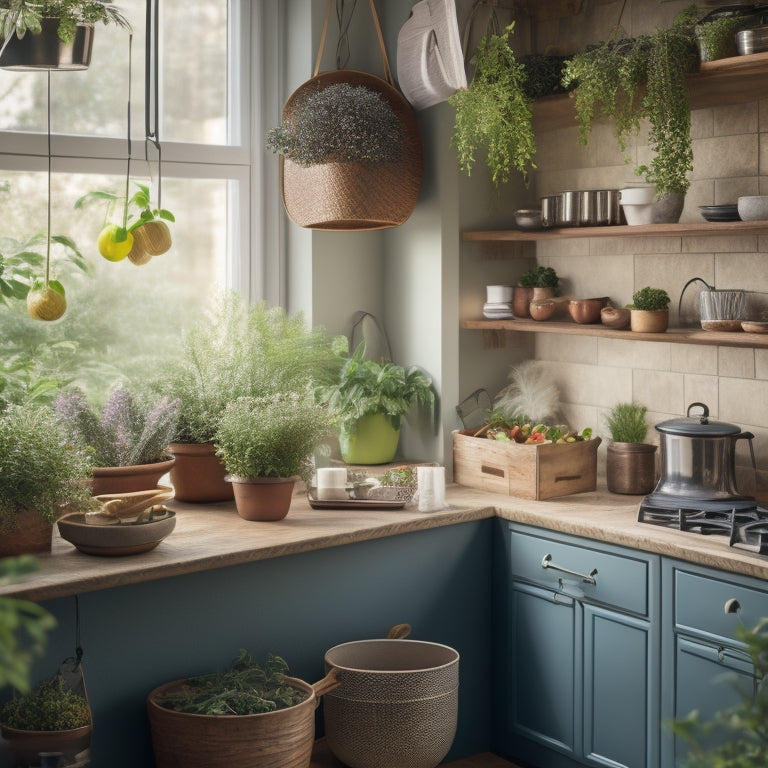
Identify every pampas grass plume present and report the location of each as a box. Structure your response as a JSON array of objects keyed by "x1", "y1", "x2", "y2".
[{"x1": 494, "y1": 360, "x2": 560, "y2": 424}]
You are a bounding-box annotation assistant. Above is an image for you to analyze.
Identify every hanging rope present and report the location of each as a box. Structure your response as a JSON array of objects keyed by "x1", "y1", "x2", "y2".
[
  {"x1": 45, "y1": 69, "x2": 52, "y2": 286},
  {"x1": 144, "y1": 0, "x2": 162, "y2": 208},
  {"x1": 122, "y1": 33, "x2": 133, "y2": 231},
  {"x1": 335, "y1": 0, "x2": 359, "y2": 70}
]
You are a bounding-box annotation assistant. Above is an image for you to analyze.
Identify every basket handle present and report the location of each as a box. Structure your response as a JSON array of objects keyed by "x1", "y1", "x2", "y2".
[
  {"x1": 387, "y1": 623, "x2": 412, "y2": 639},
  {"x1": 312, "y1": 667, "x2": 341, "y2": 698},
  {"x1": 313, "y1": 0, "x2": 393, "y2": 85}
]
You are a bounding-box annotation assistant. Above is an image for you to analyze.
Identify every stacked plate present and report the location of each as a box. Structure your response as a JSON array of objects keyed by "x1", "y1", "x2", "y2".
[
  {"x1": 483, "y1": 301, "x2": 514, "y2": 319},
  {"x1": 699, "y1": 204, "x2": 740, "y2": 222}
]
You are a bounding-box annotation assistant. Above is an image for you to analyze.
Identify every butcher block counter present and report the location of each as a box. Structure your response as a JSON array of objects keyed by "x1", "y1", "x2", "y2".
[{"x1": 3, "y1": 485, "x2": 768, "y2": 602}]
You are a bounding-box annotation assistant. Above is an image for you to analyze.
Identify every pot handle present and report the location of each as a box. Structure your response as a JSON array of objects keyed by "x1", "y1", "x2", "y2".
[
  {"x1": 687, "y1": 402, "x2": 709, "y2": 422},
  {"x1": 312, "y1": 667, "x2": 341, "y2": 698},
  {"x1": 387, "y1": 623, "x2": 412, "y2": 640}
]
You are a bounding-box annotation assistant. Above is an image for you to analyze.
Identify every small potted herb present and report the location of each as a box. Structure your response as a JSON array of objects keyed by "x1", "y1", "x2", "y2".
[
  {"x1": 629, "y1": 286, "x2": 671, "y2": 333},
  {"x1": 55, "y1": 386, "x2": 180, "y2": 495},
  {"x1": 605, "y1": 402, "x2": 657, "y2": 495},
  {"x1": 514, "y1": 265, "x2": 560, "y2": 318},
  {"x1": 147, "y1": 651, "x2": 339, "y2": 768}
]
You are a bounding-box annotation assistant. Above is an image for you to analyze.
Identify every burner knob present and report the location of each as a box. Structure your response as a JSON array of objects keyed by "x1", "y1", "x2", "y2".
[{"x1": 724, "y1": 598, "x2": 741, "y2": 615}]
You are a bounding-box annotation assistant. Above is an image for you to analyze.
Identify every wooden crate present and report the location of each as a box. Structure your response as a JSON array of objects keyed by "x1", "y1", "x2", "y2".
[{"x1": 452, "y1": 430, "x2": 601, "y2": 500}]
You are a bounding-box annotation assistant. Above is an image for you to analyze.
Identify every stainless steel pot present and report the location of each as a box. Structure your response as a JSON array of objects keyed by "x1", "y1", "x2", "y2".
[{"x1": 651, "y1": 402, "x2": 755, "y2": 502}]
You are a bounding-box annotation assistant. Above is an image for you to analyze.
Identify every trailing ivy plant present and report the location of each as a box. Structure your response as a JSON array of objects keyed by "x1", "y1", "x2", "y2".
[
  {"x1": 562, "y1": 6, "x2": 699, "y2": 197},
  {"x1": 449, "y1": 22, "x2": 536, "y2": 187}
]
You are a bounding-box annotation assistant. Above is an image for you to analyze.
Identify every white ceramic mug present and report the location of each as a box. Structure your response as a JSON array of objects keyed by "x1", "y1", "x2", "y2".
[
  {"x1": 316, "y1": 467, "x2": 348, "y2": 501},
  {"x1": 417, "y1": 466, "x2": 446, "y2": 512}
]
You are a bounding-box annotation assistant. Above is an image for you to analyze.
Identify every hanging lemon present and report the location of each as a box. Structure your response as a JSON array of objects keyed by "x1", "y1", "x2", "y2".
[
  {"x1": 97, "y1": 224, "x2": 133, "y2": 262},
  {"x1": 27, "y1": 280, "x2": 66, "y2": 322}
]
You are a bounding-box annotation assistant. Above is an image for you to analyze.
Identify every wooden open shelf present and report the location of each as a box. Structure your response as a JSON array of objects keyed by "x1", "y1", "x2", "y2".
[
  {"x1": 462, "y1": 318, "x2": 768, "y2": 349},
  {"x1": 532, "y1": 51, "x2": 768, "y2": 132}
]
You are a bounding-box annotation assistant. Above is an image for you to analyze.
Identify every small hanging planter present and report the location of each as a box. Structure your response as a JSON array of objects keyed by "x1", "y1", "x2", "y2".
[{"x1": 0, "y1": 18, "x2": 94, "y2": 70}]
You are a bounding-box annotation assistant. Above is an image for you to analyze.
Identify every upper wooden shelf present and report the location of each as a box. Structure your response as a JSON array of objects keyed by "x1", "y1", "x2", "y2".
[
  {"x1": 462, "y1": 219, "x2": 768, "y2": 242},
  {"x1": 462, "y1": 318, "x2": 768, "y2": 349},
  {"x1": 533, "y1": 51, "x2": 768, "y2": 133}
]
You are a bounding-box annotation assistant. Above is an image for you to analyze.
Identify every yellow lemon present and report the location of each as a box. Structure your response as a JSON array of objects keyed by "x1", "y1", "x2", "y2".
[
  {"x1": 97, "y1": 224, "x2": 133, "y2": 262},
  {"x1": 27, "y1": 281, "x2": 66, "y2": 322}
]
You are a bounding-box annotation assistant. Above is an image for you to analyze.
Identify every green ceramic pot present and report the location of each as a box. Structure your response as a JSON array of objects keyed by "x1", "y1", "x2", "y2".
[{"x1": 339, "y1": 413, "x2": 401, "y2": 465}]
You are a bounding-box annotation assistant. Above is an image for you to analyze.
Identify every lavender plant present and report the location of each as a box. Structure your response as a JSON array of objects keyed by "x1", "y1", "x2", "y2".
[{"x1": 55, "y1": 386, "x2": 180, "y2": 466}]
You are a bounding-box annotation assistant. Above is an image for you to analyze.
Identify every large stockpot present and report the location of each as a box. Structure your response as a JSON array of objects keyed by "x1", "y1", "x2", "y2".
[
  {"x1": 651, "y1": 402, "x2": 755, "y2": 503},
  {"x1": 323, "y1": 624, "x2": 459, "y2": 768}
]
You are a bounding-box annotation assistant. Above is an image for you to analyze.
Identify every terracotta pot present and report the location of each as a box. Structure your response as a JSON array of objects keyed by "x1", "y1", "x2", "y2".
[
  {"x1": 147, "y1": 672, "x2": 339, "y2": 768},
  {"x1": 512, "y1": 286, "x2": 533, "y2": 318},
  {"x1": 168, "y1": 443, "x2": 234, "y2": 503},
  {"x1": 0, "y1": 509, "x2": 53, "y2": 557},
  {"x1": 1, "y1": 723, "x2": 92, "y2": 764},
  {"x1": 630, "y1": 309, "x2": 669, "y2": 333},
  {"x1": 91, "y1": 458, "x2": 175, "y2": 496},
  {"x1": 339, "y1": 413, "x2": 400, "y2": 465},
  {"x1": 229, "y1": 476, "x2": 297, "y2": 521},
  {"x1": 531, "y1": 286, "x2": 556, "y2": 302},
  {"x1": 607, "y1": 442, "x2": 658, "y2": 495}
]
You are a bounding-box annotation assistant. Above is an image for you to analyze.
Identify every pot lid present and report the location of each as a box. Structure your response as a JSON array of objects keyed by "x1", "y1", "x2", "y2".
[{"x1": 655, "y1": 402, "x2": 742, "y2": 437}]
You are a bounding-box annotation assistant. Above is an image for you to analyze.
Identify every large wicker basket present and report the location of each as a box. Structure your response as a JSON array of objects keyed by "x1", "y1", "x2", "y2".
[{"x1": 323, "y1": 625, "x2": 459, "y2": 768}]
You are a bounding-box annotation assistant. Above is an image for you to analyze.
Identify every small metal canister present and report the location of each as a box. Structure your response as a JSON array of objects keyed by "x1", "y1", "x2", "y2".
[
  {"x1": 557, "y1": 191, "x2": 579, "y2": 227},
  {"x1": 540, "y1": 195, "x2": 559, "y2": 228}
]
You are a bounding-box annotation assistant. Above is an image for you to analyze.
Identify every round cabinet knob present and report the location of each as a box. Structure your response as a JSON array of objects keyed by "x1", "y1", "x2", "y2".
[{"x1": 724, "y1": 598, "x2": 741, "y2": 615}]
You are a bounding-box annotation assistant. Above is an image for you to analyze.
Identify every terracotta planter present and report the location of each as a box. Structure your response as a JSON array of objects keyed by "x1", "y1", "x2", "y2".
[
  {"x1": 229, "y1": 476, "x2": 297, "y2": 521},
  {"x1": 0, "y1": 18, "x2": 94, "y2": 71},
  {"x1": 606, "y1": 442, "x2": 658, "y2": 495},
  {"x1": 512, "y1": 286, "x2": 533, "y2": 318},
  {"x1": 0, "y1": 509, "x2": 53, "y2": 557},
  {"x1": 630, "y1": 309, "x2": 669, "y2": 333},
  {"x1": 1, "y1": 723, "x2": 92, "y2": 765},
  {"x1": 91, "y1": 458, "x2": 175, "y2": 496},
  {"x1": 339, "y1": 413, "x2": 401, "y2": 465},
  {"x1": 168, "y1": 443, "x2": 234, "y2": 503},
  {"x1": 147, "y1": 672, "x2": 339, "y2": 768}
]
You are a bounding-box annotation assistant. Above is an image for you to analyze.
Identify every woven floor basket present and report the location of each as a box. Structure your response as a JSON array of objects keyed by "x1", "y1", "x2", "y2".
[
  {"x1": 281, "y1": 69, "x2": 423, "y2": 231},
  {"x1": 323, "y1": 637, "x2": 459, "y2": 768},
  {"x1": 147, "y1": 673, "x2": 338, "y2": 768}
]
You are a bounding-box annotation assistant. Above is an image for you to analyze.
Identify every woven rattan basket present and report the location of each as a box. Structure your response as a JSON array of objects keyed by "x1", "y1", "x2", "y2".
[
  {"x1": 323, "y1": 625, "x2": 459, "y2": 768},
  {"x1": 280, "y1": 0, "x2": 422, "y2": 230}
]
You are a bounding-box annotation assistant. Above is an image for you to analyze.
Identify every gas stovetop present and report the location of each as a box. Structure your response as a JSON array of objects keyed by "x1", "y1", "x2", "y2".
[{"x1": 637, "y1": 495, "x2": 768, "y2": 555}]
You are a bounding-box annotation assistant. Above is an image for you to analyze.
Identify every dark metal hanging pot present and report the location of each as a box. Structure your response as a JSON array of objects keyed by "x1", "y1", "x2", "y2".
[
  {"x1": 651, "y1": 402, "x2": 755, "y2": 504},
  {"x1": 0, "y1": 18, "x2": 94, "y2": 71}
]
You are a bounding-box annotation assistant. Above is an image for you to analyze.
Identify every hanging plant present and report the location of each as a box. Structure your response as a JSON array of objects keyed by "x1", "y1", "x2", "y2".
[
  {"x1": 562, "y1": 6, "x2": 699, "y2": 198},
  {"x1": 448, "y1": 22, "x2": 536, "y2": 187}
]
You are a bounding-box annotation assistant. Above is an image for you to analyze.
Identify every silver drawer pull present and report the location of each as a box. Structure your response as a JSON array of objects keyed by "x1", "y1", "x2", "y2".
[
  {"x1": 724, "y1": 598, "x2": 741, "y2": 615},
  {"x1": 541, "y1": 553, "x2": 598, "y2": 585}
]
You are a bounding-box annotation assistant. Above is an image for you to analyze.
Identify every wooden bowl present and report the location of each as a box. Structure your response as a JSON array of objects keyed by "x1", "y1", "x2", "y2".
[
  {"x1": 569, "y1": 298, "x2": 605, "y2": 324},
  {"x1": 600, "y1": 306, "x2": 631, "y2": 329}
]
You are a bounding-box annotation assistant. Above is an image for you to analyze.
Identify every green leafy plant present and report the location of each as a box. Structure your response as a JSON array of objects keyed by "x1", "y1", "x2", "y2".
[
  {"x1": 630, "y1": 286, "x2": 671, "y2": 311},
  {"x1": 54, "y1": 386, "x2": 180, "y2": 466},
  {"x1": 215, "y1": 391, "x2": 333, "y2": 479},
  {"x1": 606, "y1": 402, "x2": 648, "y2": 443},
  {"x1": 157, "y1": 651, "x2": 308, "y2": 716},
  {"x1": 266, "y1": 83, "x2": 402, "y2": 166},
  {"x1": 319, "y1": 342, "x2": 434, "y2": 437},
  {"x1": 562, "y1": 6, "x2": 699, "y2": 197},
  {"x1": 0, "y1": 556, "x2": 56, "y2": 694},
  {"x1": 1, "y1": 673, "x2": 91, "y2": 730},
  {"x1": 668, "y1": 618, "x2": 768, "y2": 767},
  {"x1": 520, "y1": 265, "x2": 559, "y2": 289},
  {"x1": 0, "y1": 403, "x2": 93, "y2": 528},
  {"x1": 522, "y1": 53, "x2": 571, "y2": 100},
  {"x1": 0, "y1": 0, "x2": 130, "y2": 46},
  {"x1": 695, "y1": 17, "x2": 738, "y2": 62},
  {"x1": 449, "y1": 22, "x2": 536, "y2": 186}
]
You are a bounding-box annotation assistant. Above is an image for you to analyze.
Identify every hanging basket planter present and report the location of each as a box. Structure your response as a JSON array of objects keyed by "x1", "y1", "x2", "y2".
[{"x1": 0, "y1": 18, "x2": 94, "y2": 71}]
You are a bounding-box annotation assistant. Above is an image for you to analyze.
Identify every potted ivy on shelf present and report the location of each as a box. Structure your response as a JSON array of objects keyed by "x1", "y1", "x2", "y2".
[
  {"x1": 629, "y1": 286, "x2": 671, "y2": 333},
  {"x1": 0, "y1": 0, "x2": 131, "y2": 71},
  {"x1": 605, "y1": 402, "x2": 657, "y2": 495},
  {"x1": 318, "y1": 342, "x2": 435, "y2": 466},
  {"x1": 214, "y1": 391, "x2": 333, "y2": 521}
]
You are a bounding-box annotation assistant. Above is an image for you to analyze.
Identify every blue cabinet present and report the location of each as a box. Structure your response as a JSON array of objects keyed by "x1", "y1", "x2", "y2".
[{"x1": 498, "y1": 523, "x2": 661, "y2": 768}]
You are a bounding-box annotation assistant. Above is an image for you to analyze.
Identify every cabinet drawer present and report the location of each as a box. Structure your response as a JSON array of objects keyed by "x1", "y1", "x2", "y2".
[
  {"x1": 509, "y1": 526, "x2": 652, "y2": 616},
  {"x1": 674, "y1": 569, "x2": 768, "y2": 642}
]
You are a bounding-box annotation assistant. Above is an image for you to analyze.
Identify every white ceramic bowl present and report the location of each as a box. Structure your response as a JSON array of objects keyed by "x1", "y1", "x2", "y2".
[{"x1": 737, "y1": 196, "x2": 768, "y2": 221}]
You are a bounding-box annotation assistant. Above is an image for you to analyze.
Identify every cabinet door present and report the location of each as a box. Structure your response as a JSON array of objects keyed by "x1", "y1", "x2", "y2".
[
  {"x1": 583, "y1": 604, "x2": 658, "y2": 768},
  {"x1": 510, "y1": 581, "x2": 579, "y2": 758},
  {"x1": 672, "y1": 636, "x2": 755, "y2": 766}
]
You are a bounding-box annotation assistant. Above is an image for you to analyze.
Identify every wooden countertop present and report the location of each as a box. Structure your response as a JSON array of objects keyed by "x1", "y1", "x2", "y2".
[{"x1": 2, "y1": 486, "x2": 767, "y2": 602}]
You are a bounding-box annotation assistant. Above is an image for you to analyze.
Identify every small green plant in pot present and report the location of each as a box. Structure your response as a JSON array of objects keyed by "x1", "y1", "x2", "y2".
[
  {"x1": 515, "y1": 265, "x2": 559, "y2": 317},
  {"x1": 214, "y1": 391, "x2": 334, "y2": 521},
  {"x1": 605, "y1": 402, "x2": 657, "y2": 495},
  {"x1": 319, "y1": 343, "x2": 435, "y2": 466},
  {"x1": 629, "y1": 286, "x2": 671, "y2": 333},
  {"x1": 0, "y1": 403, "x2": 93, "y2": 557}
]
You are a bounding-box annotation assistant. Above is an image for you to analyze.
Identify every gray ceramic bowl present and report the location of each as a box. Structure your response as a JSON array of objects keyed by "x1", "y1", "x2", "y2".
[
  {"x1": 515, "y1": 208, "x2": 542, "y2": 230},
  {"x1": 737, "y1": 196, "x2": 768, "y2": 221}
]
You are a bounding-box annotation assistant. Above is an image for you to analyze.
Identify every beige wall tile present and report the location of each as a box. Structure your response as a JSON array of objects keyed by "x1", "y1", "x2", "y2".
[
  {"x1": 538, "y1": 360, "x2": 633, "y2": 407},
  {"x1": 684, "y1": 374, "x2": 720, "y2": 416},
  {"x1": 719, "y1": 377, "x2": 768, "y2": 428},
  {"x1": 671, "y1": 344, "x2": 718, "y2": 375},
  {"x1": 713, "y1": 103, "x2": 758, "y2": 136},
  {"x1": 718, "y1": 347, "x2": 756, "y2": 379},
  {"x1": 535, "y1": 333, "x2": 598, "y2": 365},
  {"x1": 756, "y1": 349, "x2": 768, "y2": 380},
  {"x1": 537, "y1": 239, "x2": 589, "y2": 259},
  {"x1": 715, "y1": 253, "x2": 768, "y2": 293},
  {"x1": 691, "y1": 134, "x2": 759, "y2": 181},
  {"x1": 682, "y1": 236, "x2": 757, "y2": 254},
  {"x1": 690, "y1": 108, "x2": 713, "y2": 140},
  {"x1": 592, "y1": 237, "x2": 681, "y2": 256},
  {"x1": 539, "y1": 253, "x2": 633, "y2": 304},
  {"x1": 633, "y1": 369, "x2": 685, "y2": 414},
  {"x1": 682, "y1": 180, "x2": 713, "y2": 219},
  {"x1": 598, "y1": 338, "x2": 671, "y2": 370},
  {"x1": 715, "y1": 177, "x2": 758, "y2": 204}
]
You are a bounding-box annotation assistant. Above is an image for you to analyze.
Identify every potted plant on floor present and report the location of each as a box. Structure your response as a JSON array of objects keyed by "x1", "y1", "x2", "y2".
[
  {"x1": 214, "y1": 391, "x2": 333, "y2": 521},
  {"x1": 629, "y1": 286, "x2": 671, "y2": 333},
  {"x1": 0, "y1": 672, "x2": 93, "y2": 765},
  {"x1": 54, "y1": 385, "x2": 180, "y2": 495},
  {"x1": 318, "y1": 342, "x2": 435, "y2": 465},
  {"x1": 562, "y1": 7, "x2": 699, "y2": 219},
  {"x1": 147, "y1": 650, "x2": 339, "y2": 768},
  {"x1": 605, "y1": 402, "x2": 657, "y2": 495},
  {"x1": 0, "y1": 403, "x2": 93, "y2": 557}
]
